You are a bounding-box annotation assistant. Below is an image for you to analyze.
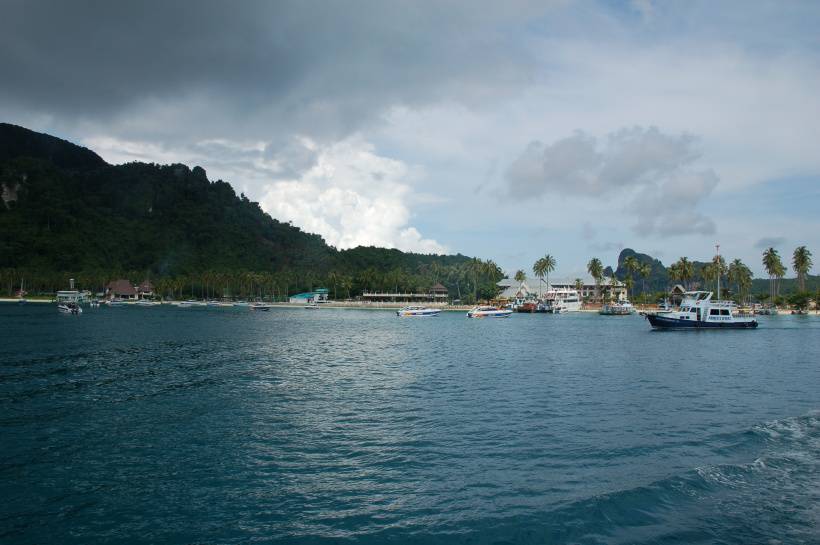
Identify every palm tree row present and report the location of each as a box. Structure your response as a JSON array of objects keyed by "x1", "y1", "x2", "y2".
[{"x1": 0, "y1": 259, "x2": 505, "y2": 303}]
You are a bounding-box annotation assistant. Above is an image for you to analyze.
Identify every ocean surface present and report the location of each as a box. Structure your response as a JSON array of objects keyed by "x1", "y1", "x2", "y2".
[{"x1": 1, "y1": 304, "x2": 819, "y2": 544}]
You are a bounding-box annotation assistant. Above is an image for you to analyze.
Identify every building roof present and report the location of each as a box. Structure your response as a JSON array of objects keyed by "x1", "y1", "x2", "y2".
[
  {"x1": 290, "y1": 292, "x2": 314, "y2": 299},
  {"x1": 106, "y1": 279, "x2": 136, "y2": 296},
  {"x1": 429, "y1": 282, "x2": 448, "y2": 293},
  {"x1": 138, "y1": 280, "x2": 154, "y2": 293},
  {"x1": 498, "y1": 274, "x2": 624, "y2": 289}
]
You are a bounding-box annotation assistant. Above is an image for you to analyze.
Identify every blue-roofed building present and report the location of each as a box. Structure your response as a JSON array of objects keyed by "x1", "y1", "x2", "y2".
[{"x1": 289, "y1": 288, "x2": 329, "y2": 304}]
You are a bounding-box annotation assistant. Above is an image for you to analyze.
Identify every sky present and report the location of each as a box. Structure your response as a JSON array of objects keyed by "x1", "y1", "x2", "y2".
[{"x1": 2, "y1": 0, "x2": 819, "y2": 278}]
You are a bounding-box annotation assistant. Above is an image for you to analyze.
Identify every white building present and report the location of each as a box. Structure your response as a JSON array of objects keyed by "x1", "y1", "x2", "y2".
[{"x1": 497, "y1": 275, "x2": 627, "y2": 302}]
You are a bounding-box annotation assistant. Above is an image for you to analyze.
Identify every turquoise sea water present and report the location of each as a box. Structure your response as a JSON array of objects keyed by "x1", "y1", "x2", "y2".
[{"x1": 1, "y1": 305, "x2": 819, "y2": 544}]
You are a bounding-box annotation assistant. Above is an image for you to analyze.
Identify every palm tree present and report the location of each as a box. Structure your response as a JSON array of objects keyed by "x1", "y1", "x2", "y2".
[
  {"x1": 638, "y1": 262, "x2": 651, "y2": 308},
  {"x1": 670, "y1": 257, "x2": 694, "y2": 290},
  {"x1": 514, "y1": 269, "x2": 526, "y2": 286},
  {"x1": 574, "y1": 278, "x2": 584, "y2": 307},
  {"x1": 532, "y1": 258, "x2": 546, "y2": 297},
  {"x1": 763, "y1": 247, "x2": 787, "y2": 302},
  {"x1": 328, "y1": 270, "x2": 339, "y2": 301},
  {"x1": 623, "y1": 256, "x2": 639, "y2": 302},
  {"x1": 792, "y1": 246, "x2": 813, "y2": 292},
  {"x1": 728, "y1": 258, "x2": 751, "y2": 304},
  {"x1": 587, "y1": 258, "x2": 603, "y2": 302}
]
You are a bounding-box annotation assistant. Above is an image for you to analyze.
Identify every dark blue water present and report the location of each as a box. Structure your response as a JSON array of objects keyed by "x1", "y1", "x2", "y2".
[{"x1": 1, "y1": 305, "x2": 819, "y2": 544}]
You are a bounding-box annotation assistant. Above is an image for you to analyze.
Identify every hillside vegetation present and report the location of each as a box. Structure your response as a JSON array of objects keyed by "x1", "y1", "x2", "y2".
[{"x1": 0, "y1": 123, "x2": 500, "y2": 301}]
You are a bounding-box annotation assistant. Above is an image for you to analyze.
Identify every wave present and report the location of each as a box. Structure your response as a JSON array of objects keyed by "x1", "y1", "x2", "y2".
[{"x1": 352, "y1": 411, "x2": 820, "y2": 545}]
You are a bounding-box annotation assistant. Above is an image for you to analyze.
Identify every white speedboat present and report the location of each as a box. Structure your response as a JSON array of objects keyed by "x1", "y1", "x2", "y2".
[
  {"x1": 105, "y1": 299, "x2": 127, "y2": 307},
  {"x1": 599, "y1": 301, "x2": 635, "y2": 315},
  {"x1": 467, "y1": 306, "x2": 513, "y2": 318},
  {"x1": 396, "y1": 306, "x2": 441, "y2": 317},
  {"x1": 250, "y1": 302, "x2": 272, "y2": 311},
  {"x1": 135, "y1": 300, "x2": 160, "y2": 307},
  {"x1": 543, "y1": 288, "x2": 582, "y2": 313},
  {"x1": 58, "y1": 302, "x2": 82, "y2": 314},
  {"x1": 645, "y1": 291, "x2": 758, "y2": 329}
]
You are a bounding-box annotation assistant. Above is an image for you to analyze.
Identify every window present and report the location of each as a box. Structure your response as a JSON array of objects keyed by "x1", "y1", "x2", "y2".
[
  {"x1": 709, "y1": 309, "x2": 720, "y2": 316},
  {"x1": 720, "y1": 309, "x2": 730, "y2": 316}
]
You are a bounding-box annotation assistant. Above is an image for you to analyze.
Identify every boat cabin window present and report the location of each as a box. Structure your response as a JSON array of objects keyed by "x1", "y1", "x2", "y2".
[
  {"x1": 709, "y1": 309, "x2": 720, "y2": 316},
  {"x1": 720, "y1": 309, "x2": 730, "y2": 316}
]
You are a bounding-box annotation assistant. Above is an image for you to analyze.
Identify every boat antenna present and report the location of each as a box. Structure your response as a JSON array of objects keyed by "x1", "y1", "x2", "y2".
[{"x1": 715, "y1": 243, "x2": 720, "y2": 301}]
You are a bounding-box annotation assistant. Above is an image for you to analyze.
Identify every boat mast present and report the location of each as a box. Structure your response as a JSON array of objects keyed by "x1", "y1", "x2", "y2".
[{"x1": 715, "y1": 243, "x2": 720, "y2": 301}]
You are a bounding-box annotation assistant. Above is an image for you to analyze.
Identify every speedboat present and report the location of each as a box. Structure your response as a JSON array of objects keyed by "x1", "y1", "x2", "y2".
[
  {"x1": 250, "y1": 302, "x2": 272, "y2": 311},
  {"x1": 396, "y1": 306, "x2": 441, "y2": 317},
  {"x1": 135, "y1": 299, "x2": 160, "y2": 307},
  {"x1": 600, "y1": 301, "x2": 635, "y2": 315},
  {"x1": 467, "y1": 306, "x2": 513, "y2": 318},
  {"x1": 58, "y1": 302, "x2": 82, "y2": 315},
  {"x1": 105, "y1": 299, "x2": 127, "y2": 307},
  {"x1": 644, "y1": 291, "x2": 758, "y2": 329}
]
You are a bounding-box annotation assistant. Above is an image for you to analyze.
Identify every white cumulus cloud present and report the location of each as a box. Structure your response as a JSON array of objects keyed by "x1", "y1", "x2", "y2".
[{"x1": 260, "y1": 137, "x2": 447, "y2": 254}]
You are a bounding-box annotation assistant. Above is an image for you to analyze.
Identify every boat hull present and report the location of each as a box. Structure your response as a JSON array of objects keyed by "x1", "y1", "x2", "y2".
[
  {"x1": 467, "y1": 311, "x2": 512, "y2": 318},
  {"x1": 646, "y1": 314, "x2": 758, "y2": 329},
  {"x1": 397, "y1": 309, "x2": 440, "y2": 317}
]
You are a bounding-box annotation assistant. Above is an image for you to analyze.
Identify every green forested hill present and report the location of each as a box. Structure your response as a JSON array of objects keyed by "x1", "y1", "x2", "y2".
[{"x1": 0, "y1": 123, "x2": 500, "y2": 300}]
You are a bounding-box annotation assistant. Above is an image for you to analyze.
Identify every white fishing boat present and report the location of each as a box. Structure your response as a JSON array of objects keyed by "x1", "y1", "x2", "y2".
[
  {"x1": 543, "y1": 287, "x2": 581, "y2": 313},
  {"x1": 599, "y1": 300, "x2": 635, "y2": 315},
  {"x1": 396, "y1": 306, "x2": 441, "y2": 317},
  {"x1": 57, "y1": 302, "x2": 82, "y2": 314},
  {"x1": 644, "y1": 291, "x2": 758, "y2": 329},
  {"x1": 467, "y1": 306, "x2": 513, "y2": 318}
]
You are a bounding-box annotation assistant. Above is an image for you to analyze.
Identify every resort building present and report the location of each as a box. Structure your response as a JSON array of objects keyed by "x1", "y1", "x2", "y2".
[
  {"x1": 361, "y1": 283, "x2": 450, "y2": 303},
  {"x1": 289, "y1": 288, "x2": 329, "y2": 304},
  {"x1": 105, "y1": 279, "x2": 138, "y2": 300},
  {"x1": 497, "y1": 275, "x2": 627, "y2": 302},
  {"x1": 138, "y1": 280, "x2": 155, "y2": 299}
]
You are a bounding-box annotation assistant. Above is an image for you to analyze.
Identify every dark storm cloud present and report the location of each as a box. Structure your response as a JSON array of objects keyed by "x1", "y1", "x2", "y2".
[{"x1": 0, "y1": 0, "x2": 540, "y2": 141}]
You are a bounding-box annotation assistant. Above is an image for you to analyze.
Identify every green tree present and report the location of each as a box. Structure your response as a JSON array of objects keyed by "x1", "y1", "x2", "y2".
[
  {"x1": 623, "y1": 256, "x2": 640, "y2": 301},
  {"x1": 762, "y1": 247, "x2": 787, "y2": 302},
  {"x1": 587, "y1": 257, "x2": 603, "y2": 302},
  {"x1": 638, "y1": 262, "x2": 651, "y2": 307},
  {"x1": 792, "y1": 246, "x2": 813, "y2": 292}
]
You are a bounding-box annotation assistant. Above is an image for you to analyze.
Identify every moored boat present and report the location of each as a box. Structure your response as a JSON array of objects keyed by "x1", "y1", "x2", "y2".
[
  {"x1": 467, "y1": 306, "x2": 513, "y2": 318},
  {"x1": 644, "y1": 291, "x2": 758, "y2": 329},
  {"x1": 599, "y1": 301, "x2": 635, "y2": 315},
  {"x1": 515, "y1": 302, "x2": 538, "y2": 313},
  {"x1": 57, "y1": 302, "x2": 82, "y2": 314},
  {"x1": 396, "y1": 306, "x2": 441, "y2": 317},
  {"x1": 250, "y1": 302, "x2": 272, "y2": 311},
  {"x1": 543, "y1": 288, "x2": 581, "y2": 313}
]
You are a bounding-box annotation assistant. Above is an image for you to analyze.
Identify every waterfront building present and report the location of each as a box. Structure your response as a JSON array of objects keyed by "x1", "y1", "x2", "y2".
[
  {"x1": 497, "y1": 275, "x2": 627, "y2": 302},
  {"x1": 289, "y1": 288, "x2": 329, "y2": 304},
  {"x1": 361, "y1": 284, "x2": 449, "y2": 303},
  {"x1": 137, "y1": 280, "x2": 155, "y2": 299},
  {"x1": 105, "y1": 279, "x2": 138, "y2": 300}
]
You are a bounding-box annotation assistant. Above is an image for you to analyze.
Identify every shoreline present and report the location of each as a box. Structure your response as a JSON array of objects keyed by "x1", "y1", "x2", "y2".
[{"x1": 0, "y1": 298, "x2": 812, "y2": 315}]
